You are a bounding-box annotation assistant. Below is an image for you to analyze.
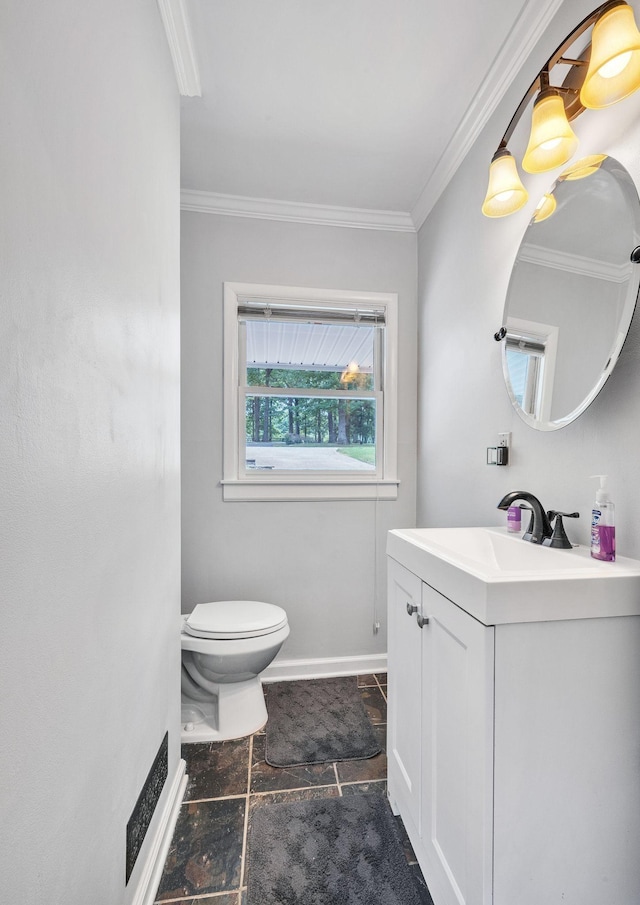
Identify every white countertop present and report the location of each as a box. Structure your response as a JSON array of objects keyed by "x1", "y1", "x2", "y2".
[{"x1": 387, "y1": 526, "x2": 640, "y2": 626}]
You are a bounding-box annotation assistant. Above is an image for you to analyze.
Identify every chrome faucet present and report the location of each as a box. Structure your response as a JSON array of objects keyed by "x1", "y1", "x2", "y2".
[{"x1": 497, "y1": 491, "x2": 553, "y2": 544}]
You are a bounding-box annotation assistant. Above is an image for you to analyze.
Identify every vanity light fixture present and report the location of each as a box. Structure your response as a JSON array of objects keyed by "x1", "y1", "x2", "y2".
[
  {"x1": 522, "y1": 86, "x2": 579, "y2": 173},
  {"x1": 482, "y1": 1, "x2": 640, "y2": 218},
  {"x1": 532, "y1": 193, "x2": 557, "y2": 222},
  {"x1": 340, "y1": 360, "x2": 361, "y2": 383},
  {"x1": 481, "y1": 148, "x2": 529, "y2": 217},
  {"x1": 560, "y1": 152, "x2": 608, "y2": 179},
  {"x1": 526, "y1": 152, "x2": 608, "y2": 225},
  {"x1": 581, "y1": 1, "x2": 640, "y2": 107}
]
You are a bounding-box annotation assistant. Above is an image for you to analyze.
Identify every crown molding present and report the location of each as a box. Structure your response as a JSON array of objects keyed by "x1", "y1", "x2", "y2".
[
  {"x1": 411, "y1": 0, "x2": 565, "y2": 231},
  {"x1": 180, "y1": 189, "x2": 416, "y2": 232},
  {"x1": 519, "y1": 242, "x2": 631, "y2": 283},
  {"x1": 156, "y1": 0, "x2": 201, "y2": 97}
]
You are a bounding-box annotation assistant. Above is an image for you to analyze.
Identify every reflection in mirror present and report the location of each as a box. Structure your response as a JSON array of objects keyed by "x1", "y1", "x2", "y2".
[
  {"x1": 501, "y1": 155, "x2": 640, "y2": 430},
  {"x1": 505, "y1": 320, "x2": 557, "y2": 421}
]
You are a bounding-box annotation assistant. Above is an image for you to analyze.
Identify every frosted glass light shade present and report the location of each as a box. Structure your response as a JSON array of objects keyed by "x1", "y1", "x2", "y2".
[
  {"x1": 522, "y1": 90, "x2": 579, "y2": 173},
  {"x1": 560, "y1": 153, "x2": 608, "y2": 180},
  {"x1": 580, "y1": 2, "x2": 640, "y2": 108},
  {"x1": 482, "y1": 149, "x2": 528, "y2": 218},
  {"x1": 533, "y1": 193, "x2": 557, "y2": 222}
]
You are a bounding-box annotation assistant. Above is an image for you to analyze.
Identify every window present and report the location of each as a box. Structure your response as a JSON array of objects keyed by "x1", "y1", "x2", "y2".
[
  {"x1": 223, "y1": 282, "x2": 398, "y2": 501},
  {"x1": 506, "y1": 339, "x2": 545, "y2": 417},
  {"x1": 504, "y1": 317, "x2": 558, "y2": 424}
]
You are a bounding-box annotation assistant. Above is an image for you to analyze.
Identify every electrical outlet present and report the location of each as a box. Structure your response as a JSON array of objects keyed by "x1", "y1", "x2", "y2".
[{"x1": 498, "y1": 432, "x2": 511, "y2": 448}]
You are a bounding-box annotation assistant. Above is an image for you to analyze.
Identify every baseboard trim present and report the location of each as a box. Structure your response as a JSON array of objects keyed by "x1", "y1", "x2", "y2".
[
  {"x1": 262, "y1": 653, "x2": 387, "y2": 683},
  {"x1": 130, "y1": 757, "x2": 187, "y2": 905}
]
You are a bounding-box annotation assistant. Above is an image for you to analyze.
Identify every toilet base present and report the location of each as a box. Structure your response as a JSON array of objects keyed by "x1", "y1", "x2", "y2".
[{"x1": 181, "y1": 675, "x2": 268, "y2": 743}]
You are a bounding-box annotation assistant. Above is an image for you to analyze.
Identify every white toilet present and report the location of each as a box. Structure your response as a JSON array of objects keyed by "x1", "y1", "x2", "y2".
[{"x1": 180, "y1": 600, "x2": 289, "y2": 742}]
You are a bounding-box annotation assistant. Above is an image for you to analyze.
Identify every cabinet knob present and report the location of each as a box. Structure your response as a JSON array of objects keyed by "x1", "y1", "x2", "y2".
[
  {"x1": 416, "y1": 614, "x2": 430, "y2": 628},
  {"x1": 406, "y1": 602, "x2": 418, "y2": 616}
]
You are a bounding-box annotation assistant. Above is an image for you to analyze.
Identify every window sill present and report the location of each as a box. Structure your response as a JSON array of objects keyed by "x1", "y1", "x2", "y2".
[{"x1": 221, "y1": 478, "x2": 399, "y2": 502}]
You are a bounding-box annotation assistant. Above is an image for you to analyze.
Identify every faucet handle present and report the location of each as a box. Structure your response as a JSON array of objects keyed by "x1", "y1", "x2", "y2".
[
  {"x1": 548, "y1": 510, "x2": 579, "y2": 520},
  {"x1": 543, "y1": 511, "x2": 580, "y2": 549}
]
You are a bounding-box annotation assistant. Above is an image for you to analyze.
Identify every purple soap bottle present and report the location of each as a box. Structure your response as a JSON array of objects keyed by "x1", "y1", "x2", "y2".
[
  {"x1": 507, "y1": 506, "x2": 522, "y2": 533},
  {"x1": 591, "y1": 475, "x2": 615, "y2": 562}
]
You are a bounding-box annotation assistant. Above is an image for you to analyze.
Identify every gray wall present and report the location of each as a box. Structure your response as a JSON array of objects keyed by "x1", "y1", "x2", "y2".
[
  {"x1": 0, "y1": 2, "x2": 181, "y2": 902},
  {"x1": 181, "y1": 213, "x2": 417, "y2": 662},
  {"x1": 417, "y1": 0, "x2": 640, "y2": 556}
]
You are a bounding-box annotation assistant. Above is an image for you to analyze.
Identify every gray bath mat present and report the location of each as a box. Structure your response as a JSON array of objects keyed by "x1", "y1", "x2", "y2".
[
  {"x1": 264, "y1": 677, "x2": 381, "y2": 766},
  {"x1": 247, "y1": 792, "x2": 424, "y2": 905}
]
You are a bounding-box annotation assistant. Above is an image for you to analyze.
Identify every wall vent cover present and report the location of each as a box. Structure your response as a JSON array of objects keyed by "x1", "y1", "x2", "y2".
[{"x1": 125, "y1": 731, "x2": 168, "y2": 884}]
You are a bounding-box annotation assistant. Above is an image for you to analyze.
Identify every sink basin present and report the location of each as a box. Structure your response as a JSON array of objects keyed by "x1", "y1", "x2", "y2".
[
  {"x1": 387, "y1": 527, "x2": 640, "y2": 625},
  {"x1": 410, "y1": 527, "x2": 613, "y2": 574}
]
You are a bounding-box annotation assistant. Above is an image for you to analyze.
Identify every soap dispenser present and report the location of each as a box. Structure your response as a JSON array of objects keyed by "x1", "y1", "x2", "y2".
[{"x1": 591, "y1": 475, "x2": 615, "y2": 562}]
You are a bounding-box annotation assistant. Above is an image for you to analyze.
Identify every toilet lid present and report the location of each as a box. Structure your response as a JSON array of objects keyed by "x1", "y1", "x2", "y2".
[{"x1": 184, "y1": 600, "x2": 288, "y2": 640}]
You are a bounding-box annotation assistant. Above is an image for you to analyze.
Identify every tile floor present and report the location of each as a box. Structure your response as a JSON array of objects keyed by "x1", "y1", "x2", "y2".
[{"x1": 155, "y1": 673, "x2": 433, "y2": 905}]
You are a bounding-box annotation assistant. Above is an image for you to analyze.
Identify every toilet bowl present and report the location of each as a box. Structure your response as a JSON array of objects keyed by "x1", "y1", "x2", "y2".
[{"x1": 180, "y1": 600, "x2": 289, "y2": 742}]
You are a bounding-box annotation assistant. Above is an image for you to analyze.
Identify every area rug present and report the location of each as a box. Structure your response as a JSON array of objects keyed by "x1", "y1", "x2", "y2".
[
  {"x1": 264, "y1": 677, "x2": 381, "y2": 766},
  {"x1": 246, "y1": 792, "x2": 424, "y2": 905}
]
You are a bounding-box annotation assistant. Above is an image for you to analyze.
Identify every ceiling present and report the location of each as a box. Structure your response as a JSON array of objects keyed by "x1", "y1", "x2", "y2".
[{"x1": 166, "y1": 0, "x2": 563, "y2": 226}]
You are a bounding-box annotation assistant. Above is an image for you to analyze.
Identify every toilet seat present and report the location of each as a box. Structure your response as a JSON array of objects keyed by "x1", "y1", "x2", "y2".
[{"x1": 184, "y1": 600, "x2": 288, "y2": 640}]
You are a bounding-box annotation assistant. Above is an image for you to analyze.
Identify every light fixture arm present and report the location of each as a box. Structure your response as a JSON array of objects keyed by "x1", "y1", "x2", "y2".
[
  {"x1": 482, "y1": 1, "x2": 637, "y2": 217},
  {"x1": 557, "y1": 57, "x2": 589, "y2": 66},
  {"x1": 539, "y1": 68, "x2": 551, "y2": 92},
  {"x1": 496, "y1": 0, "x2": 619, "y2": 149}
]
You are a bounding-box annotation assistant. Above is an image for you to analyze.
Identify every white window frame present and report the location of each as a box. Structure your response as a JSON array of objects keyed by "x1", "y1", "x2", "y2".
[
  {"x1": 222, "y1": 281, "x2": 399, "y2": 501},
  {"x1": 504, "y1": 317, "x2": 558, "y2": 426}
]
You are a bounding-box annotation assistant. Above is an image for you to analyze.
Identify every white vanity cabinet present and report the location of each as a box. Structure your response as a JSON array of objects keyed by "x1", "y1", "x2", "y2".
[
  {"x1": 387, "y1": 544, "x2": 640, "y2": 905},
  {"x1": 388, "y1": 558, "x2": 494, "y2": 905}
]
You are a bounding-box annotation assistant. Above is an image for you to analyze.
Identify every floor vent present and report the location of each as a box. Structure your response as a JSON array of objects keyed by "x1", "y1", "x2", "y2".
[{"x1": 126, "y1": 731, "x2": 168, "y2": 884}]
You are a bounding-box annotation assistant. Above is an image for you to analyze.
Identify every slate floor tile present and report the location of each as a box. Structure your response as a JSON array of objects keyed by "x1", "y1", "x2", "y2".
[
  {"x1": 249, "y1": 785, "x2": 340, "y2": 813},
  {"x1": 182, "y1": 737, "x2": 250, "y2": 801},
  {"x1": 359, "y1": 684, "x2": 387, "y2": 723},
  {"x1": 158, "y1": 674, "x2": 431, "y2": 905},
  {"x1": 340, "y1": 779, "x2": 387, "y2": 797},
  {"x1": 156, "y1": 798, "x2": 245, "y2": 900}
]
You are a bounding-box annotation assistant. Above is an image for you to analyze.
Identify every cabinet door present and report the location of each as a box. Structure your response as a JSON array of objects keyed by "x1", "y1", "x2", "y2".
[
  {"x1": 420, "y1": 582, "x2": 494, "y2": 905},
  {"x1": 387, "y1": 558, "x2": 422, "y2": 835}
]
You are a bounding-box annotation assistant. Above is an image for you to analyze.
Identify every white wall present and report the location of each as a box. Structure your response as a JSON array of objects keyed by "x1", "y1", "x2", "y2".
[
  {"x1": 417, "y1": 0, "x2": 640, "y2": 557},
  {"x1": 0, "y1": 2, "x2": 180, "y2": 902},
  {"x1": 181, "y1": 213, "x2": 417, "y2": 664}
]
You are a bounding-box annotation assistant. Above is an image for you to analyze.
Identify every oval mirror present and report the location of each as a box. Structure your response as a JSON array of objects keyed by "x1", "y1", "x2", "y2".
[{"x1": 501, "y1": 155, "x2": 640, "y2": 430}]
